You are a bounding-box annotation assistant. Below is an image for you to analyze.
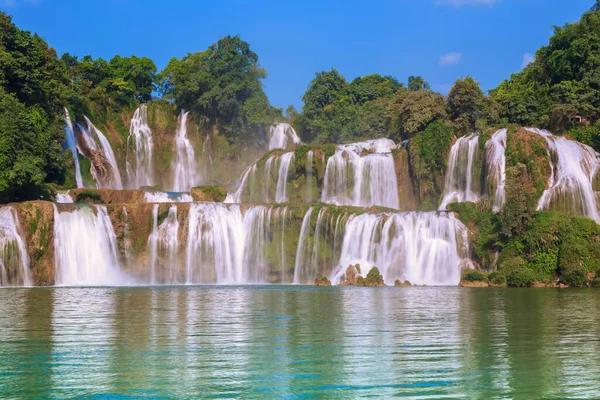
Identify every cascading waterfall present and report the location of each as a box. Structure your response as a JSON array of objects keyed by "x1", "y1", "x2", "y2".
[
  {"x1": 269, "y1": 123, "x2": 301, "y2": 150},
  {"x1": 0, "y1": 207, "x2": 31, "y2": 287},
  {"x1": 53, "y1": 205, "x2": 127, "y2": 286},
  {"x1": 527, "y1": 128, "x2": 600, "y2": 222},
  {"x1": 126, "y1": 105, "x2": 154, "y2": 189},
  {"x1": 485, "y1": 129, "x2": 507, "y2": 212},
  {"x1": 322, "y1": 139, "x2": 399, "y2": 209},
  {"x1": 80, "y1": 117, "x2": 124, "y2": 189},
  {"x1": 143, "y1": 191, "x2": 193, "y2": 203},
  {"x1": 440, "y1": 133, "x2": 482, "y2": 210},
  {"x1": 56, "y1": 193, "x2": 74, "y2": 203},
  {"x1": 173, "y1": 110, "x2": 200, "y2": 191},
  {"x1": 64, "y1": 108, "x2": 84, "y2": 188},
  {"x1": 232, "y1": 152, "x2": 295, "y2": 203},
  {"x1": 330, "y1": 212, "x2": 471, "y2": 286},
  {"x1": 148, "y1": 205, "x2": 180, "y2": 284}
]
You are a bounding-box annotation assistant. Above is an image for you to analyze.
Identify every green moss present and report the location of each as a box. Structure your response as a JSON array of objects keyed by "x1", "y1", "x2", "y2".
[
  {"x1": 75, "y1": 189, "x2": 105, "y2": 204},
  {"x1": 461, "y1": 269, "x2": 488, "y2": 283}
]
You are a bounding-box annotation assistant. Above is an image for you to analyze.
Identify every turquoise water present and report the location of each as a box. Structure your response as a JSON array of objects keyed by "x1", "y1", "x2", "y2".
[{"x1": 1, "y1": 286, "x2": 600, "y2": 398}]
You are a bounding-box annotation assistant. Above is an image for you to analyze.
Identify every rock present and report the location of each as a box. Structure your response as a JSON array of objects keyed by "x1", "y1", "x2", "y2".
[
  {"x1": 69, "y1": 189, "x2": 145, "y2": 204},
  {"x1": 460, "y1": 280, "x2": 489, "y2": 288},
  {"x1": 313, "y1": 277, "x2": 331, "y2": 286},
  {"x1": 394, "y1": 279, "x2": 412, "y2": 287},
  {"x1": 339, "y1": 264, "x2": 359, "y2": 286},
  {"x1": 190, "y1": 186, "x2": 228, "y2": 202}
]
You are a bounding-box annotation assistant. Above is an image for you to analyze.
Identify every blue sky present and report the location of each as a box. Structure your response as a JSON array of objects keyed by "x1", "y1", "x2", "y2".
[{"x1": 3, "y1": 0, "x2": 595, "y2": 110}]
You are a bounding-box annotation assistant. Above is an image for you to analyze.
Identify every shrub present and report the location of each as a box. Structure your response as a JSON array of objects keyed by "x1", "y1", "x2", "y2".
[
  {"x1": 506, "y1": 268, "x2": 536, "y2": 287},
  {"x1": 75, "y1": 189, "x2": 104, "y2": 204},
  {"x1": 560, "y1": 265, "x2": 588, "y2": 287},
  {"x1": 461, "y1": 269, "x2": 488, "y2": 283},
  {"x1": 590, "y1": 278, "x2": 600, "y2": 288},
  {"x1": 366, "y1": 267, "x2": 384, "y2": 285},
  {"x1": 488, "y1": 271, "x2": 507, "y2": 285}
]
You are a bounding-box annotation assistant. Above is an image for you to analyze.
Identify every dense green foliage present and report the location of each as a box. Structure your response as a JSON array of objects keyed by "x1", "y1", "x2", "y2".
[
  {"x1": 159, "y1": 35, "x2": 281, "y2": 145},
  {"x1": 461, "y1": 269, "x2": 488, "y2": 283},
  {"x1": 0, "y1": 12, "x2": 72, "y2": 202},
  {"x1": 491, "y1": 11, "x2": 600, "y2": 142}
]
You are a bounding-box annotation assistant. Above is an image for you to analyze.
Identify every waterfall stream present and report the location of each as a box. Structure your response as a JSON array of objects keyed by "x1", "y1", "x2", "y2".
[
  {"x1": 126, "y1": 105, "x2": 154, "y2": 189},
  {"x1": 0, "y1": 207, "x2": 31, "y2": 287},
  {"x1": 322, "y1": 139, "x2": 399, "y2": 209},
  {"x1": 440, "y1": 134, "x2": 482, "y2": 209},
  {"x1": 269, "y1": 123, "x2": 301, "y2": 150},
  {"x1": 64, "y1": 108, "x2": 84, "y2": 188},
  {"x1": 173, "y1": 110, "x2": 200, "y2": 191},
  {"x1": 53, "y1": 205, "x2": 127, "y2": 286},
  {"x1": 80, "y1": 117, "x2": 124, "y2": 189},
  {"x1": 528, "y1": 128, "x2": 600, "y2": 222}
]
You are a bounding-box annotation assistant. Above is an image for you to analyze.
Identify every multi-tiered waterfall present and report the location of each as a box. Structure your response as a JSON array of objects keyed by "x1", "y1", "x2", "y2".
[
  {"x1": 485, "y1": 129, "x2": 507, "y2": 212},
  {"x1": 527, "y1": 128, "x2": 600, "y2": 222},
  {"x1": 322, "y1": 139, "x2": 400, "y2": 209},
  {"x1": 126, "y1": 105, "x2": 154, "y2": 189},
  {"x1": 0, "y1": 207, "x2": 31, "y2": 287},
  {"x1": 269, "y1": 123, "x2": 301, "y2": 150},
  {"x1": 173, "y1": 111, "x2": 201, "y2": 191}
]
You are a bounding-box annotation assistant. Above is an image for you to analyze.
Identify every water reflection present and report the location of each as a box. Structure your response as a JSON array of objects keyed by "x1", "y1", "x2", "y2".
[{"x1": 0, "y1": 287, "x2": 599, "y2": 398}]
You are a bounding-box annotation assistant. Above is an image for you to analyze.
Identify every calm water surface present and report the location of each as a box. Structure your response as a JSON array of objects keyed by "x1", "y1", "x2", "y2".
[{"x1": 1, "y1": 286, "x2": 600, "y2": 398}]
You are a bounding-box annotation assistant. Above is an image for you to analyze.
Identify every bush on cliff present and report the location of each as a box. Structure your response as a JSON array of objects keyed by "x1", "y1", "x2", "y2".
[
  {"x1": 461, "y1": 269, "x2": 488, "y2": 283},
  {"x1": 506, "y1": 268, "x2": 536, "y2": 288}
]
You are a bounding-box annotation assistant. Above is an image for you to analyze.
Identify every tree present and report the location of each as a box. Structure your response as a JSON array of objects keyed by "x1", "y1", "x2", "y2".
[
  {"x1": 446, "y1": 76, "x2": 486, "y2": 136},
  {"x1": 387, "y1": 89, "x2": 446, "y2": 137},
  {"x1": 408, "y1": 76, "x2": 430, "y2": 91}
]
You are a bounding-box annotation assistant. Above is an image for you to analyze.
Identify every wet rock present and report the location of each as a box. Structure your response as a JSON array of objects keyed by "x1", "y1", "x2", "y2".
[
  {"x1": 460, "y1": 280, "x2": 489, "y2": 288},
  {"x1": 191, "y1": 186, "x2": 227, "y2": 202},
  {"x1": 313, "y1": 277, "x2": 331, "y2": 286},
  {"x1": 339, "y1": 264, "x2": 359, "y2": 286},
  {"x1": 394, "y1": 279, "x2": 412, "y2": 287}
]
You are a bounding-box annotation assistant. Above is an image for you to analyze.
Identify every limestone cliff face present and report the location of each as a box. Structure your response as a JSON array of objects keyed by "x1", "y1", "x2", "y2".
[
  {"x1": 393, "y1": 148, "x2": 417, "y2": 211},
  {"x1": 16, "y1": 201, "x2": 55, "y2": 286}
]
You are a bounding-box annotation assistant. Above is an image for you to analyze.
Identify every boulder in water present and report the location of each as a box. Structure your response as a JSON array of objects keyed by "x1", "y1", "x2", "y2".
[
  {"x1": 339, "y1": 264, "x2": 359, "y2": 286},
  {"x1": 361, "y1": 267, "x2": 386, "y2": 287},
  {"x1": 313, "y1": 277, "x2": 331, "y2": 286},
  {"x1": 191, "y1": 186, "x2": 227, "y2": 202},
  {"x1": 394, "y1": 279, "x2": 412, "y2": 287}
]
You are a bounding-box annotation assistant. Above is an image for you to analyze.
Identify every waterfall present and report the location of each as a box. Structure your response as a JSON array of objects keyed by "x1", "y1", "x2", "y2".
[
  {"x1": 126, "y1": 105, "x2": 154, "y2": 189},
  {"x1": 485, "y1": 129, "x2": 507, "y2": 212},
  {"x1": 293, "y1": 207, "x2": 314, "y2": 284},
  {"x1": 232, "y1": 152, "x2": 295, "y2": 203},
  {"x1": 80, "y1": 117, "x2": 124, "y2": 189},
  {"x1": 322, "y1": 138, "x2": 399, "y2": 209},
  {"x1": 143, "y1": 191, "x2": 193, "y2": 203},
  {"x1": 53, "y1": 205, "x2": 127, "y2": 286},
  {"x1": 527, "y1": 128, "x2": 600, "y2": 222},
  {"x1": 185, "y1": 203, "x2": 245, "y2": 284},
  {"x1": 173, "y1": 110, "x2": 200, "y2": 191},
  {"x1": 0, "y1": 207, "x2": 31, "y2": 287},
  {"x1": 440, "y1": 133, "x2": 481, "y2": 210},
  {"x1": 56, "y1": 193, "x2": 74, "y2": 203},
  {"x1": 269, "y1": 123, "x2": 301, "y2": 150},
  {"x1": 64, "y1": 108, "x2": 83, "y2": 188},
  {"x1": 330, "y1": 212, "x2": 471, "y2": 286},
  {"x1": 148, "y1": 205, "x2": 180, "y2": 284}
]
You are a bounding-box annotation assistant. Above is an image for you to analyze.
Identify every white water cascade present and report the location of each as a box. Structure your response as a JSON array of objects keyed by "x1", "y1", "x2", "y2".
[
  {"x1": 143, "y1": 191, "x2": 193, "y2": 203},
  {"x1": 322, "y1": 138, "x2": 399, "y2": 209},
  {"x1": 126, "y1": 105, "x2": 154, "y2": 189},
  {"x1": 485, "y1": 129, "x2": 507, "y2": 212},
  {"x1": 269, "y1": 123, "x2": 301, "y2": 150},
  {"x1": 173, "y1": 111, "x2": 200, "y2": 191},
  {"x1": 64, "y1": 108, "x2": 84, "y2": 188},
  {"x1": 527, "y1": 128, "x2": 600, "y2": 222},
  {"x1": 330, "y1": 212, "x2": 471, "y2": 286},
  {"x1": 306, "y1": 150, "x2": 314, "y2": 202},
  {"x1": 0, "y1": 207, "x2": 31, "y2": 287},
  {"x1": 53, "y1": 205, "x2": 127, "y2": 285},
  {"x1": 148, "y1": 205, "x2": 180, "y2": 284},
  {"x1": 80, "y1": 117, "x2": 124, "y2": 189},
  {"x1": 232, "y1": 152, "x2": 295, "y2": 203},
  {"x1": 440, "y1": 133, "x2": 482, "y2": 210},
  {"x1": 56, "y1": 193, "x2": 74, "y2": 203}
]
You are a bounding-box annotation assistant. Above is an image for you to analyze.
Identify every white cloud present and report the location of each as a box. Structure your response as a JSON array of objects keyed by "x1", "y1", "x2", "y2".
[
  {"x1": 437, "y1": 0, "x2": 500, "y2": 7},
  {"x1": 522, "y1": 53, "x2": 534, "y2": 69},
  {"x1": 439, "y1": 52, "x2": 462, "y2": 66}
]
